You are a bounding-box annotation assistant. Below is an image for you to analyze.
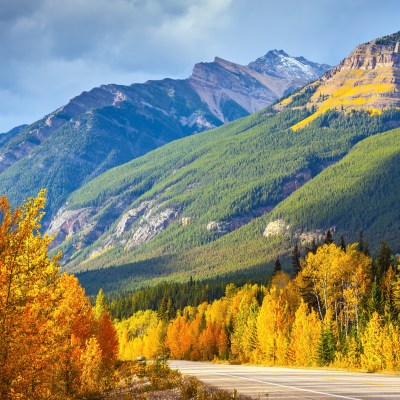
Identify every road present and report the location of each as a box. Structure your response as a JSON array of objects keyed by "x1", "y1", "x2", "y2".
[{"x1": 169, "y1": 360, "x2": 400, "y2": 399}]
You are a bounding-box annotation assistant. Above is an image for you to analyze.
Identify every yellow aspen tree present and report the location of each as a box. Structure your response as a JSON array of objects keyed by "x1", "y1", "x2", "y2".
[
  {"x1": 361, "y1": 313, "x2": 385, "y2": 372},
  {"x1": 240, "y1": 298, "x2": 260, "y2": 362},
  {"x1": 143, "y1": 321, "x2": 166, "y2": 359},
  {"x1": 382, "y1": 323, "x2": 400, "y2": 371},
  {"x1": 301, "y1": 244, "x2": 343, "y2": 320},
  {"x1": 289, "y1": 301, "x2": 321, "y2": 366},
  {"x1": 256, "y1": 288, "x2": 288, "y2": 364},
  {"x1": 230, "y1": 295, "x2": 254, "y2": 361},
  {"x1": 79, "y1": 337, "x2": 104, "y2": 396}
]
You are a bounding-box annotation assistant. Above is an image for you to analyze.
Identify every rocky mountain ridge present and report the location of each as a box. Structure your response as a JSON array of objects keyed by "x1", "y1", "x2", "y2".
[
  {"x1": 0, "y1": 50, "x2": 329, "y2": 223},
  {"x1": 278, "y1": 31, "x2": 400, "y2": 130}
]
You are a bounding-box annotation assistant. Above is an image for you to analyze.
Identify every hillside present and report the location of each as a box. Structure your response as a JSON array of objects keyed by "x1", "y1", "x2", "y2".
[
  {"x1": 262, "y1": 127, "x2": 400, "y2": 245},
  {"x1": 58, "y1": 107, "x2": 400, "y2": 272},
  {"x1": 277, "y1": 31, "x2": 400, "y2": 129},
  {"x1": 0, "y1": 52, "x2": 328, "y2": 221},
  {"x1": 76, "y1": 124, "x2": 400, "y2": 294},
  {"x1": 57, "y1": 31, "x2": 400, "y2": 293}
]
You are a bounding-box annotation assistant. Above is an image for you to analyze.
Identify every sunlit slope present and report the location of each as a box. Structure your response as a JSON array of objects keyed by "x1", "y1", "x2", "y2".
[
  {"x1": 59, "y1": 107, "x2": 400, "y2": 275},
  {"x1": 263, "y1": 126, "x2": 400, "y2": 246},
  {"x1": 77, "y1": 126, "x2": 400, "y2": 294},
  {"x1": 277, "y1": 31, "x2": 400, "y2": 130}
]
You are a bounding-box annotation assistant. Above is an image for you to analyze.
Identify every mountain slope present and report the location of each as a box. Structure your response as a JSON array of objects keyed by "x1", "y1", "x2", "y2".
[
  {"x1": 46, "y1": 31, "x2": 400, "y2": 294},
  {"x1": 277, "y1": 31, "x2": 400, "y2": 130},
  {"x1": 0, "y1": 52, "x2": 328, "y2": 221},
  {"x1": 75, "y1": 123, "x2": 400, "y2": 294},
  {"x1": 55, "y1": 106, "x2": 400, "y2": 271},
  {"x1": 263, "y1": 126, "x2": 400, "y2": 246}
]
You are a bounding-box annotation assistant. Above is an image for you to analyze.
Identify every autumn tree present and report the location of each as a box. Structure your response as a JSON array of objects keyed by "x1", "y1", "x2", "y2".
[
  {"x1": 289, "y1": 301, "x2": 321, "y2": 366},
  {"x1": 0, "y1": 190, "x2": 61, "y2": 399},
  {"x1": 0, "y1": 191, "x2": 119, "y2": 399}
]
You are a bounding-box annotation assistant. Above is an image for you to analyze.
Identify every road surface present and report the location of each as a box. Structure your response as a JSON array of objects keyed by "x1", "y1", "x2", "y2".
[{"x1": 169, "y1": 360, "x2": 400, "y2": 399}]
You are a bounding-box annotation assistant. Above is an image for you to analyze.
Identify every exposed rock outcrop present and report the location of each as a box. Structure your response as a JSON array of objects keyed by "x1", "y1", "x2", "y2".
[{"x1": 280, "y1": 31, "x2": 400, "y2": 130}]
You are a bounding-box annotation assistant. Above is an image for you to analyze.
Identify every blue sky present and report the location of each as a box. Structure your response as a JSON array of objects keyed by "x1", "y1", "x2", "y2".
[{"x1": 0, "y1": 0, "x2": 399, "y2": 132}]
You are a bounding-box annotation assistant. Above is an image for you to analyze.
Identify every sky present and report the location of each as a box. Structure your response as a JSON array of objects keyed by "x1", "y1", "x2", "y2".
[{"x1": 1, "y1": 0, "x2": 400, "y2": 132}]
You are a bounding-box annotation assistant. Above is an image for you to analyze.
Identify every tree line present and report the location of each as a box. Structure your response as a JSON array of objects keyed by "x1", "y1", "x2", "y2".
[{"x1": 116, "y1": 233, "x2": 400, "y2": 372}]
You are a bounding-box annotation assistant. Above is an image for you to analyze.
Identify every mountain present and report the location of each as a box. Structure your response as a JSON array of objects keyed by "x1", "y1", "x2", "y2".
[
  {"x1": 248, "y1": 49, "x2": 329, "y2": 85},
  {"x1": 73, "y1": 110, "x2": 400, "y2": 295},
  {"x1": 0, "y1": 52, "x2": 328, "y2": 221},
  {"x1": 277, "y1": 32, "x2": 400, "y2": 129},
  {"x1": 47, "y1": 31, "x2": 400, "y2": 294}
]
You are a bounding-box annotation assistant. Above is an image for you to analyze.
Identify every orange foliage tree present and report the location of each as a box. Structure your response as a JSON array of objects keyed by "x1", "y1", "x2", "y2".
[{"x1": 0, "y1": 191, "x2": 118, "y2": 399}]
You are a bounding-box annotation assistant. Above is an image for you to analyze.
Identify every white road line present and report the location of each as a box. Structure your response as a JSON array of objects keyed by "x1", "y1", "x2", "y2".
[{"x1": 208, "y1": 371, "x2": 363, "y2": 400}]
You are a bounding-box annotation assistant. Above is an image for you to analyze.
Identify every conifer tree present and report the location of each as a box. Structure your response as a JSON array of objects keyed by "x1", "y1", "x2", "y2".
[
  {"x1": 305, "y1": 238, "x2": 319, "y2": 255},
  {"x1": 339, "y1": 235, "x2": 346, "y2": 252},
  {"x1": 376, "y1": 242, "x2": 393, "y2": 281},
  {"x1": 291, "y1": 243, "x2": 301, "y2": 276},
  {"x1": 317, "y1": 324, "x2": 336, "y2": 366},
  {"x1": 324, "y1": 229, "x2": 333, "y2": 245},
  {"x1": 274, "y1": 257, "x2": 282, "y2": 275},
  {"x1": 358, "y1": 231, "x2": 370, "y2": 255},
  {"x1": 94, "y1": 288, "x2": 107, "y2": 319}
]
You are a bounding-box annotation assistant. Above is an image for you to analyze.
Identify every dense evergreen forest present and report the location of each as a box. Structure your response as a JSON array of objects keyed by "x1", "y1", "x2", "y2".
[{"x1": 73, "y1": 109, "x2": 400, "y2": 295}]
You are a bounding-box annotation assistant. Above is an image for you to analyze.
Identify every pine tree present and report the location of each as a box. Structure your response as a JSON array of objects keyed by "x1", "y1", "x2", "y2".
[
  {"x1": 291, "y1": 243, "x2": 301, "y2": 276},
  {"x1": 94, "y1": 288, "x2": 107, "y2": 319},
  {"x1": 376, "y1": 242, "x2": 393, "y2": 281},
  {"x1": 157, "y1": 293, "x2": 168, "y2": 321},
  {"x1": 274, "y1": 257, "x2": 282, "y2": 275},
  {"x1": 339, "y1": 235, "x2": 346, "y2": 252},
  {"x1": 358, "y1": 231, "x2": 370, "y2": 255},
  {"x1": 324, "y1": 229, "x2": 333, "y2": 245},
  {"x1": 317, "y1": 324, "x2": 336, "y2": 366},
  {"x1": 368, "y1": 277, "x2": 382, "y2": 315},
  {"x1": 305, "y1": 238, "x2": 319, "y2": 255}
]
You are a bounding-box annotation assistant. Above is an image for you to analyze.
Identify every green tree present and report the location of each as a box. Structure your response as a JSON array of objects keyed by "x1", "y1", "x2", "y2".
[
  {"x1": 324, "y1": 229, "x2": 333, "y2": 245},
  {"x1": 375, "y1": 242, "x2": 393, "y2": 281},
  {"x1": 317, "y1": 323, "x2": 336, "y2": 366},
  {"x1": 274, "y1": 257, "x2": 282, "y2": 275},
  {"x1": 291, "y1": 243, "x2": 301, "y2": 276}
]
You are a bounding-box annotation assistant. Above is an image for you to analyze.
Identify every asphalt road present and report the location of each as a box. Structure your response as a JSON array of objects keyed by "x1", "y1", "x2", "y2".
[{"x1": 169, "y1": 360, "x2": 400, "y2": 400}]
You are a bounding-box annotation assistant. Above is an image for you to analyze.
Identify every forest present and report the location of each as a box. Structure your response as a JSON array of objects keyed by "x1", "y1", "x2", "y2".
[
  {"x1": 114, "y1": 233, "x2": 400, "y2": 373},
  {"x1": 3, "y1": 190, "x2": 400, "y2": 399}
]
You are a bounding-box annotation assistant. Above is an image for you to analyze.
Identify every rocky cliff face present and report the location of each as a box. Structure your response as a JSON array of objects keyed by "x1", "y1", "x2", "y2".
[{"x1": 279, "y1": 32, "x2": 400, "y2": 130}]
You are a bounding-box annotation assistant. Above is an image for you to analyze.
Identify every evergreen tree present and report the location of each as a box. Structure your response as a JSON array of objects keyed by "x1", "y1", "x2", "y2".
[
  {"x1": 368, "y1": 277, "x2": 382, "y2": 316},
  {"x1": 339, "y1": 235, "x2": 346, "y2": 252},
  {"x1": 94, "y1": 288, "x2": 107, "y2": 319},
  {"x1": 324, "y1": 229, "x2": 333, "y2": 245},
  {"x1": 157, "y1": 293, "x2": 168, "y2": 321},
  {"x1": 274, "y1": 257, "x2": 282, "y2": 275},
  {"x1": 291, "y1": 243, "x2": 301, "y2": 276},
  {"x1": 358, "y1": 231, "x2": 370, "y2": 256},
  {"x1": 305, "y1": 238, "x2": 319, "y2": 255},
  {"x1": 317, "y1": 324, "x2": 336, "y2": 366},
  {"x1": 376, "y1": 242, "x2": 393, "y2": 281}
]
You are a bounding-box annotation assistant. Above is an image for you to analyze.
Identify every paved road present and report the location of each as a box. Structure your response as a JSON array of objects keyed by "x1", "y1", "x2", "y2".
[{"x1": 169, "y1": 360, "x2": 400, "y2": 399}]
